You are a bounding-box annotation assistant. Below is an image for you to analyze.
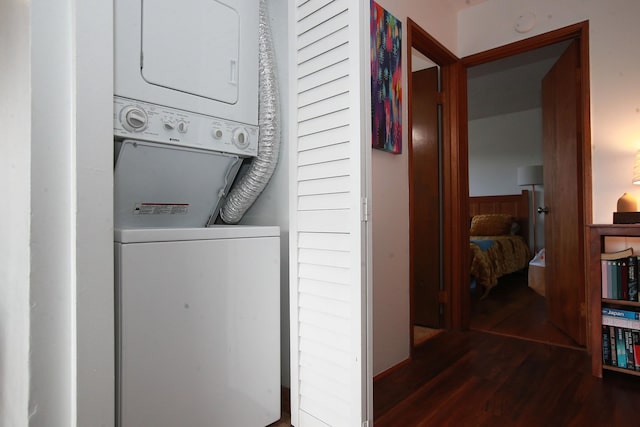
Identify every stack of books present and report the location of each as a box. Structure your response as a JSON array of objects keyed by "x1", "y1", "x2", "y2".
[
  {"x1": 602, "y1": 307, "x2": 640, "y2": 371},
  {"x1": 601, "y1": 248, "x2": 639, "y2": 301}
]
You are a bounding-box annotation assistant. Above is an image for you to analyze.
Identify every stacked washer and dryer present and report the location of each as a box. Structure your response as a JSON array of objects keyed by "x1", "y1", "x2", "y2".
[{"x1": 113, "y1": 1, "x2": 280, "y2": 426}]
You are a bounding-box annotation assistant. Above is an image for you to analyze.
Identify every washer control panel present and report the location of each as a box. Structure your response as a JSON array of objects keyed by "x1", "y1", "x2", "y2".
[{"x1": 114, "y1": 96, "x2": 258, "y2": 157}]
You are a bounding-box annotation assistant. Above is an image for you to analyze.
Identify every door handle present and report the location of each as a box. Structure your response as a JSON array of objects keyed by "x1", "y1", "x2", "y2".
[{"x1": 537, "y1": 206, "x2": 549, "y2": 214}]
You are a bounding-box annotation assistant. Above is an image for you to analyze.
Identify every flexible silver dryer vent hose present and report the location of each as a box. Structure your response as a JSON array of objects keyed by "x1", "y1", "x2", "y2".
[{"x1": 219, "y1": 0, "x2": 280, "y2": 224}]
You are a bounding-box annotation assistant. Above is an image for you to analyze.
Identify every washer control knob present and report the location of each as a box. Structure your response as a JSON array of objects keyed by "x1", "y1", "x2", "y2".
[
  {"x1": 163, "y1": 118, "x2": 175, "y2": 131},
  {"x1": 177, "y1": 121, "x2": 188, "y2": 133},
  {"x1": 211, "y1": 128, "x2": 224, "y2": 139},
  {"x1": 232, "y1": 127, "x2": 250, "y2": 149},
  {"x1": 121, "y1": 106, "x2": 148, "y2": 132}
]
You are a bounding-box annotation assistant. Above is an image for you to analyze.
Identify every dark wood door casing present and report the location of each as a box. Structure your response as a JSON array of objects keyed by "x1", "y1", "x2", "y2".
[{"x1": 407, "y1": 19, "x2": 465, "y2": 353}]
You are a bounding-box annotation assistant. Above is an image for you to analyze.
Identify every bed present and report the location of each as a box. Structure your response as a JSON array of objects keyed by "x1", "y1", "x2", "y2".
[{"x1": 469, "y1": 190, "x2": 532, "y2": 297}]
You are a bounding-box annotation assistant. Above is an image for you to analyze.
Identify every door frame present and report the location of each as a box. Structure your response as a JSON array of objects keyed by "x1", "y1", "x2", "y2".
[
  {"x1": 407, "y1": 19, "x2": 467, "y2": 356},
  {"x1": 456, "y1": 22, "x2": 593, "y2": 346}
]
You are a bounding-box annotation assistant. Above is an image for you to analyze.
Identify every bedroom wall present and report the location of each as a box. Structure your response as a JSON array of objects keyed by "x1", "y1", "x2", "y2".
[
  {"x1": 371, "y1": 0, "x2": 458, "y2": 376},
  {"x1": 468, "y1": 107, "x2": 545, "y2": 251},
  {"x1": 459, "y1": 0, "x2": 640, "y2": 224},
  {"x1": 468, "y1": 108, "x2": 543, "y2": 196}
]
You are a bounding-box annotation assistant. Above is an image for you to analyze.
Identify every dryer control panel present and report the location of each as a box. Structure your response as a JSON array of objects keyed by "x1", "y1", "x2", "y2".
[{"x1": 113, "y1": 96, "x2": 258, "y2": 157}]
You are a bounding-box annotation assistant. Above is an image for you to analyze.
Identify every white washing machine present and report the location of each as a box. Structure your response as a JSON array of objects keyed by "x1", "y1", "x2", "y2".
[{"x1": 115, "y1": 226, "x2": 281, "y2": 427}]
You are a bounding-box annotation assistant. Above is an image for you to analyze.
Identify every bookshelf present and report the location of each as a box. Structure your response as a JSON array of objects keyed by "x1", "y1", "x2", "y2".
[{"x1": 587, "y1": 224, "x2": 640, "y2": 377}]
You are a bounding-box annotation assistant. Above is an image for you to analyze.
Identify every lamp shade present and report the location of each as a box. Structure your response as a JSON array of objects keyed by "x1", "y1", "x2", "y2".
[
  {"x1": 517, "y1": 165, "x2": 543, "y2": 186},
  {"x1": 633, "y1": 150, "x2": 640, "y2": 185}
]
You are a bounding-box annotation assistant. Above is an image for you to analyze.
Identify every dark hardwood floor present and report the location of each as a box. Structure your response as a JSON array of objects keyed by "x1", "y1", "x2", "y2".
[
  {"x1": 374, "y1": 329, "x2": 640, "y2": 426},
  {"x1": 470, "y1": 272, "x2": 579, "y2": 348},
  {"x1": 374, "y1": 274, "x2": 640, "y2": 426}
]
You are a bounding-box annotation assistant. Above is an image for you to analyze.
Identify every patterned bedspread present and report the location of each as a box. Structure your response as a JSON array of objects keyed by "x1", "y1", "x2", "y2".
[{"x1": 470, "y1": 235, "x2": 531, "y2": 293}]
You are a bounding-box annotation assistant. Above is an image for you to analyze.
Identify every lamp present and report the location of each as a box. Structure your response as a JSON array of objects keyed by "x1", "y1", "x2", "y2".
[{"x1": 517, "y1": 165, "x2": 543, "y2": 254}]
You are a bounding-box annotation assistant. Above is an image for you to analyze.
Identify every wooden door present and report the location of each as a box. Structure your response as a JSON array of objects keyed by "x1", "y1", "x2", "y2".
[
  {"x1": 541, "y1": 40, "x2": 586, "y2": 345},
  {"x1": 412, "y1": 66, "x2": 441, "y2": 328}
]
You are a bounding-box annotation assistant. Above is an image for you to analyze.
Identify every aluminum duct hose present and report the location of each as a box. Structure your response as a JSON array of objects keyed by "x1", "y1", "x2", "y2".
[{"x1": 219, "y1": 0, "x2": 280, "y2": 224}]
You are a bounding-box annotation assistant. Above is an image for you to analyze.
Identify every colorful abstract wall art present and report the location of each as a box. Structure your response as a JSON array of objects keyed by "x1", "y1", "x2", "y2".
[{"x1": 370, "y1": 1, "x2": 402, "y2": 154}]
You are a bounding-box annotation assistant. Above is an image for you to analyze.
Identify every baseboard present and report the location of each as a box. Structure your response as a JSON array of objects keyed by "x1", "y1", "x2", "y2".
[
  {"x1": 281, "y1": 386, "x2": 291, "y2": 415},
  {"x1": 373, "y1": 358, "x2": 411, "y2": 383}
]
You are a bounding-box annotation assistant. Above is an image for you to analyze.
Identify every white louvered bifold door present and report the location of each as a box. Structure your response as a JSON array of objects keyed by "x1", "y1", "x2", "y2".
[{"x1": 289, "y1": 0, "x2": 371, "y2": 426}]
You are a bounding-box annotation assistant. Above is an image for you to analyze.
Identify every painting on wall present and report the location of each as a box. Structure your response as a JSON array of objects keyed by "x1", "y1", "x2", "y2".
[{"x1": 370, "y1": 1, "x2": 402, "y2": 154}]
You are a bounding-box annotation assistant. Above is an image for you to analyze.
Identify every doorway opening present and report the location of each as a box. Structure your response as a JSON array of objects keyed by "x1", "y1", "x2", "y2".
[
  {"x1": 465, "y1": 40, "x2": 578, "y2": 348},
  {"x1": 459, "y1": 22, "x2": 592, "y2": 349},
  {"x1": 406, "y1": 19, "x2": 463, "y2": 354},
  {"x1": 410, "y1": 47, "x2": 443, "y2": 347},
  {"x1": 405, "y1": 20, "x2": 592, "y2": 352}
]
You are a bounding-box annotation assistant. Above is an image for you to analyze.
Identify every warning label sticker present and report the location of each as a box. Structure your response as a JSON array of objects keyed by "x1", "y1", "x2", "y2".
[{"x1": 133, "y1": 203, "x2": 189, "y2": 215}]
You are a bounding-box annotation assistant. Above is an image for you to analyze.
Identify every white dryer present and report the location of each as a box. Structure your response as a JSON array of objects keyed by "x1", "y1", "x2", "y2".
[
  {"x1": 114, "y1": 0, "x2": 259, "y2": 127},
  {"x1": 112, "y1": 0, "x2": 260, "y2": 229}
]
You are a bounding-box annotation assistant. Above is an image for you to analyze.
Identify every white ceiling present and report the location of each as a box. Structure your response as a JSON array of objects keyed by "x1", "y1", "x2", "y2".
[{"x1": 446, "y1": 0, "x2": 488, "y2": 12}]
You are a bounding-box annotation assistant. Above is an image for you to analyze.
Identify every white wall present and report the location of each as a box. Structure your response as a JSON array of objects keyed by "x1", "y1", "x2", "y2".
[
  {"x1": 238, "y1": 0, "x2": 290, "y2": 389},
  {"x1": 1, "y1": 1, "x2": 114, "y2": 425},
  {"x1": 73, "y1": 1, "x2": 115, "y2": 424},
  {"x1": 371, "y1": 0, "x2": 458, "y2": 376},
  {"x1": 0, "y1": 1, "x2": 30, "y2": 425},
  {"x1": 468, "y1": 108, "x2": 543, "y2": 196},
  {"x1": 459, "y1": 0, "x2": 640, "y2": 223},
  {"x1": 29, "y1": 1, "x2": 75, "y2": 424}
]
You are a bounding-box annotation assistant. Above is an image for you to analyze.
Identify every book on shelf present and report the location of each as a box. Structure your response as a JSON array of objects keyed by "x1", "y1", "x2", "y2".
[
  {"x1": 601, "y1": 303, "x2": 640, "y2": 371},
  {"x1": 629, "y1": 255, "x2": 639, "y2": 302},
  {"x1": 600, "y1": 253, "x2": 640, "y2": 301},
  {"x1": 633, "y1": 330, "x2": 640, "y2": 371},
  {"x1": 602, "y1": 325, "x2": 640, "y2": 371},
  {"x1": 616, "y1": 258, "x2": 629, "y2": 301},
  {"x1": 600, "y1": 247, "x2": 634, "y2": 260},
  {"x1": 616, "y1": 327, "x2": 628, "y2": 368},
  {"x1": 610, "y1": 325, "x2": 618, "y2": 367},
  {"x1": 625, "y1": 329, "x2": 636, "y2": 370},
  {"x1": 602, "y1": 259, "x2": 610, "y2": 299},
  {"x1": 602, "y1": 307, "x2": 640, "y2": 330},
  {"x1": 602, "y1": 325, "x2": 612, "y2": 366},
  {"x1": 602, "y1": 307, "x2": 640, "y2": 320}
]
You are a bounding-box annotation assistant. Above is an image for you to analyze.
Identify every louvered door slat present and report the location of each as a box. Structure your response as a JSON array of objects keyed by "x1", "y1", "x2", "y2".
[{"x1": 290, "y1": 0, "x2": 368, "y2": 425}]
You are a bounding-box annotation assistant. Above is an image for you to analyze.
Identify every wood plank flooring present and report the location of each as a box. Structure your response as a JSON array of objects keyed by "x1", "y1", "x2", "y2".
[
  {"x1": 470, "y1": 272, "x2": 579, "y2": 348},
  {"x1": 374, "y1": 329, "x2": 640, "y2": 426},
  {"x1": 280, "y1": 274, "x2": 640, "y2": 426},
  {"x1": 375, "y1": 273, "x2": 640, "y2": 426}
]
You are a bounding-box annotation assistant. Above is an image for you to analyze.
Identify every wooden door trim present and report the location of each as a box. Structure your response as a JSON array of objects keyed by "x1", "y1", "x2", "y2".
[
  {"x1": 461, "y1": 21, "x2": 589, "y2": 67},
  {"x1": 407, "y1": 19, "x2": 465, "y2": 358},
  {"x1": 457, "y1": 22, "x2": 593, "y2": 346}
]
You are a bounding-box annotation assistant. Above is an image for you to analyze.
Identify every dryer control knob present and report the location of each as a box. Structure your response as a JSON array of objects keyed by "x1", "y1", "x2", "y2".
[
  {"x1": 121, "y1": 106, "x2": 148, "y2": 132},
  {"x1": 177, "y1": 121, "x2": 189, "y2": 133},
  {"x1": 211, "y1": 128, "x2": 224, "y2": 139},
  {"x1": 232, "y1": 127, "x2": 250, "y2": 149}
]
